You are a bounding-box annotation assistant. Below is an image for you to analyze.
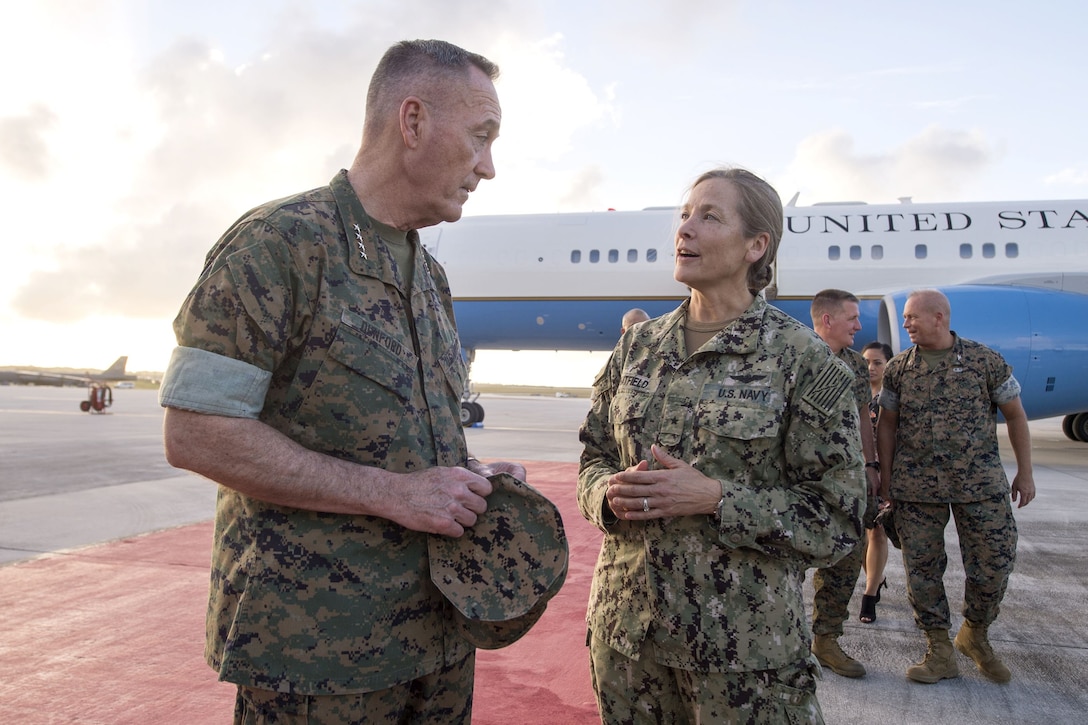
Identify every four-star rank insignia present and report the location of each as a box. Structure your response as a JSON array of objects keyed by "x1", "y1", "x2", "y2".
[{"x1": 353, "y1": 223, "x2": 368, "y2": 260}]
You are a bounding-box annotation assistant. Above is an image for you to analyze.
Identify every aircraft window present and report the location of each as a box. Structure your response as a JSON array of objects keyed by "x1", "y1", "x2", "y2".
[
  {"x1": 627, "y1": 249, "x2": 638, "y2": 262},
  {"x1": 571, "y1": 250, "x2": 581, "y2": 263},
  {"x1": 960, "y1": 244, "x2": 973, "y2": 259},
  {"x1": 1006, "y1": 243, "x2": 1019, "y2": 258},
  {"x1": 608, "y1": 249, "x2": 619, "y2": 263},
  {"x1": 646, "y1": 249, "x2": 657, "y2": 262},
  {"x1": 871, "y1": 245, "x2": 884, "y2": 260},
  {"x1": 915, "y1": 244, "x2": 927, "y2": 259},
  {"x1": 983, "y1": 243, "x2": 995, "y2": 259},
  {"x1": 828, "y1": 245, "x2": 841, "y2": 260},
  {"x1": 849, "y1": 245, "x2": 862, "y2": 260},
  {"x1": 590, "y1": 249, "x2": 600, "y2": 263}
]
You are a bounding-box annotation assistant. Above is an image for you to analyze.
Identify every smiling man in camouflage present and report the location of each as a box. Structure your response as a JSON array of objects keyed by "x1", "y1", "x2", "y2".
[{"x1": 878, "y1": 288, "x2": 1036, "y2": 685}]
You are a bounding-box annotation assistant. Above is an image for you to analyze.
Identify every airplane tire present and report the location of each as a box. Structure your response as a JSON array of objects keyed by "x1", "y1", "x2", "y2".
[
  {"x1": 1073, "y1": 412, "x2": 1088, "y2": 443},
  {"x1": 79, "y1": 400, "x2": 91, "y2": 412},
  {"x1": 1063, "y1": 414, "x2": 1079, "y2": 441},
  {"x1": 469, "y1": 401, "x2": 485, "y2": 424},
  {"x1": 460, "y1": 402, "x2": 478, "y2": 427}
]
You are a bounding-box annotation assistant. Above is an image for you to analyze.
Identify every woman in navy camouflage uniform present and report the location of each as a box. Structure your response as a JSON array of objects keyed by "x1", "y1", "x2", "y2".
[{"x1": 577, "y1": 168, "x2": 865, "y2": 724}]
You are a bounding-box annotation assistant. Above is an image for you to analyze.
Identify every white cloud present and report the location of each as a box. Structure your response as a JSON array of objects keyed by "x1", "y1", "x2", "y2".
[
  {"x1": 778, "y1": 125, "x2": 998, "y2": 204},
  {"x1": 466, "y1": 33, "x2": 620, "y2": 213},
  {"x1": 1044, "y1": 168, "x2": 1088, "y2": 186},
  {"x1": 0, "y1": 105, "x2": 58, "y2": 181},
  {"x1": 492, "y1": 33, "x2": 615, "y2": 163}
]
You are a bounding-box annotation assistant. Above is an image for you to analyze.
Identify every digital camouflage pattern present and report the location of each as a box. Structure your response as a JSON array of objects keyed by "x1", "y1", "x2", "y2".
[
  {"x1": 578, "y1": 297, "x2": 865, "y2": 674},
  {"x1": 590, "y1": 634, "x2": 824, "y2": 724},
  {"x1": 234, "y1": 652, "x2": 475, "y2": 724},
  {"x1": 841, "y1": 346, "x2": 872, "y2": 421},
  {"x1": 879, "y1": 334, "x2": 1020, "y2": 633},
  {"x1": 166, "y1": 171, "x2": 473, "y2": 694},
  {"x1": 811, "y1": 539, "x2": 866, "y2": 638},
  {"x1": 895, "y1": 496, "x2": 1016, "y2": 631},
  {"x1": 880, "y1": 333, "x2": 1020, "y2": 503},
  {"x1": 428, "y1": 472, "x2": 569, "y2": 649},
  {"x1": 811, "y1": 346, "x2": 874, "y2": 637}
]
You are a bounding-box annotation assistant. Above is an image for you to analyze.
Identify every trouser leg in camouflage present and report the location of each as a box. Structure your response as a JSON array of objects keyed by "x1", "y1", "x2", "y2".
[
  {"x1": 589, "y1": 633, "x2": 824, "y2": 724},
  {"x1": 897, "y1": 494, "x2": 1016, "y2": 631},
  {"x1": 811, "y1": 537, "x2": 866, "y2": 636},
  {"x1": 952, "y1": 494, "x2": 1017, "y2": 627},
  {"x1": 233, "y1": 651, "x2": 475, "y2": 724}
]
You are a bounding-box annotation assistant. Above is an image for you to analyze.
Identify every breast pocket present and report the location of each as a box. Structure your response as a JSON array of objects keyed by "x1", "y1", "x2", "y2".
[
  {"x1": 293, "y1": 309, "x2": 418, "y2": 463},
  {"x1": 694, "y1": 400, "x2": 783, "y2": 486},
  {"x1": 608, "y1": 389, "x2": 655, "y2": 465},
  {"x1": 330, "y1": 310, "x2": 415, "y2": 395}
]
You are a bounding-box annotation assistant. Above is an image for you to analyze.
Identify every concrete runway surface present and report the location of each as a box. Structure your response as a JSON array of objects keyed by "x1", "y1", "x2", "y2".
[{"x1": 1, "y1": 386, "x2": 1086, "y2": 723}]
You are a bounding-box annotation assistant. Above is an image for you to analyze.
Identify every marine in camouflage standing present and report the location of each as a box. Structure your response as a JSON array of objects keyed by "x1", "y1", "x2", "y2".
[
  {"x1": 159, "y1": 40, "x2": 525, "y2": 723},
  {"x1": 808, "y1": 289, "x2": 881, "y2": 679},
  {"x1": 578, "y1": 168, "x2": 864, "y2": 724},
  {"x1": 877, "y1": 289, "x2": 1036, "y2": 685}
]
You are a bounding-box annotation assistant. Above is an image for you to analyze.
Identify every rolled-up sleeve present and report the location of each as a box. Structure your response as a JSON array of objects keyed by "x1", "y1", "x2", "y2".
[
  {"x1": 878, "y1": 385, "x2": 899, "y2": 413},
  {"x1": 992, "y1": 375, "x2": 1021, "y2": 406},
  {"x1": 158, "y1": 346, "x2": 271, "y2": 418}
]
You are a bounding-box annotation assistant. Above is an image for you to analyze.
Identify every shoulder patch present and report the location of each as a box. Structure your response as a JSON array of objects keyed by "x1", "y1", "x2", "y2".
[{"x1": 801, "y1": 359, "x2": 853, "y2": 417}]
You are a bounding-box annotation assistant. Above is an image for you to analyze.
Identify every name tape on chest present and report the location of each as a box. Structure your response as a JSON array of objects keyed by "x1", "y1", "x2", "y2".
[
  {"x1": 619, "y1": 374, "x2": 652, "y2": 391},
  {"x1": 712, "y1": 386, "x2": 774, "y2": 403},
  {"x1": 342, "y1": 311, "x2": 408, "y2": 359}
]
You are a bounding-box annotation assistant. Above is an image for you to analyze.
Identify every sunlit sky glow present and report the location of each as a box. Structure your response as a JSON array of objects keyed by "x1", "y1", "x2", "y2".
[{"x1": 3, "y1": 0, "x2": 1086, "y2": 385}]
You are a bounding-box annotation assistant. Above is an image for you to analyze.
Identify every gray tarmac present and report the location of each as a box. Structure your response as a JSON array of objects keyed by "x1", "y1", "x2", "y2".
[{"x1": 1, "y1": 386, "x2": 1087, "y2": 723}]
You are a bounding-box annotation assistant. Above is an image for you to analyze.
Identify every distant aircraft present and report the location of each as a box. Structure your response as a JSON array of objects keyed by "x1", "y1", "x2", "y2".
[
  {"x1": 418, "y1": 197, "x2": 1088, "y2": 440},
  {"x1": 0, "y1": 356, "x2": 137, "y2": 387}
]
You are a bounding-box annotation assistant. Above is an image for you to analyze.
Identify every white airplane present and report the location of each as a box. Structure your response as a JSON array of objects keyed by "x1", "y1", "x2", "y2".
[{"x1": 418, "y1": 197, "x2": 1088, "y2": 441}]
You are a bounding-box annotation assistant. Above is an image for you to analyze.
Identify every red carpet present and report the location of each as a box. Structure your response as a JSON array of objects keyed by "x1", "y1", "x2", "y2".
[
  {"x1": 0, "y1": 461, "x2": 602, "y2": 724},
  {"x1": 473, "y1": 461, "x2": 602, "y2": 723}
]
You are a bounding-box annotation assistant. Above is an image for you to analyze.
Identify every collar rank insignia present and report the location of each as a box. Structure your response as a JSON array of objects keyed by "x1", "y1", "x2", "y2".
[{"x1": 353, "y1": 223, "x2": 368, "y2": 260}]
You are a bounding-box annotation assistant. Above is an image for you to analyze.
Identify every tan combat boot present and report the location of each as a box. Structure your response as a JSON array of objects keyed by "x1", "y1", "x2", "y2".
[
  {"x1": 954, "y1": 620, "x2": 1012, "y2": 683},
  {"x1": 906, "y1": 629, "x2": 960, "y2": 683},
  {"x1": 812, "y1": 634, "x2": 866, "y2": 678}
]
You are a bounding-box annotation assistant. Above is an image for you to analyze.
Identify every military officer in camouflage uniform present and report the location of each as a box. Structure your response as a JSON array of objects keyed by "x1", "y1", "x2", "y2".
[
  {"x1": 808, "y1": 289, "x2": 880, "y2": 678},
  {"x1": 877, "y1": 289, "x2": 1036, "y2": 685},
  {"x1": 159, "y1": 40, "x2": 523, "y2": 723},
  {"x1": 578, "y1": 168, "x2": 865, "y2": 724}
]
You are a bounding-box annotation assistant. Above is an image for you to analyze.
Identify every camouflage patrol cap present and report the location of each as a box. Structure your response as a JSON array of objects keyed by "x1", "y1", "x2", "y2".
[
  {"x1": 874, "y1": 505, "x2": 901, "y2": 549},
  {"x1": 428, "y1": 472, "x2": 569, "y2": 650}
]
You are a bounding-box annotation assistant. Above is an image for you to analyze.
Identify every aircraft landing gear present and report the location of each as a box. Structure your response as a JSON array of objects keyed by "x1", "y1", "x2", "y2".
[
  {"x1": 1063, "y1": 412, "x2": 1088, "y2": 442},
  {"x1": 459, "y1": 347, "x2": 485, "y2": 427},
  {"x1": 460, "y1": 398, "x2": 485, "y2": 427}
]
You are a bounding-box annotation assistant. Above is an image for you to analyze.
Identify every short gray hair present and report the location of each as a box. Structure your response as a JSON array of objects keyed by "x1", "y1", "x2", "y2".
[{"x1": 364, "y1": 39, "x2": 499, "y2": 135}]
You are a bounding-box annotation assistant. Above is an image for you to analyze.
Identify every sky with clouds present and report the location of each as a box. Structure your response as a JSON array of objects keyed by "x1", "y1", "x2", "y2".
[{"x1": 2, "y1": 0, "x2": 1086, "y2": 384}]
